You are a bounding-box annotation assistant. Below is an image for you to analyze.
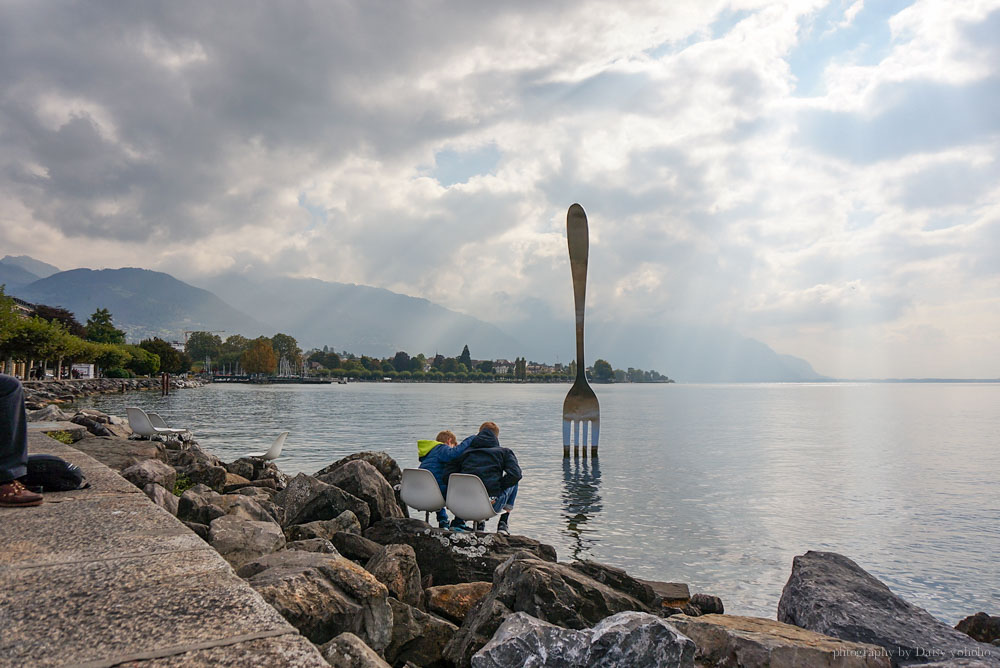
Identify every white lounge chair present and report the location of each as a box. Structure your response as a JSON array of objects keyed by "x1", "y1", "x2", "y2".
[
  {"x1": 249, "y1": 431, "x2": 288, "y2": 461},
  {"x1": 445, "y1": 473, "x2": 498, "y2": 526},
  {"x1": 399, "y1": 468, "x2": 446, "y2": 523},
  {"x1": 148, "y1": 412, "x2": 180, "y2": 431},
  {"x1": 126, "y1": 407, "x2": 187, "y2": 438}
]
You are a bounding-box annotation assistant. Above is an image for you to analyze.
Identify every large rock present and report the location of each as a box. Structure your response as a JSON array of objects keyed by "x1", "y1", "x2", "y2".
[
  {"x1": 240, "y1": 550, "x2": 392, "y2": 650},
  {"x1": 444, "y1": 555, "x2": 650, "y2": 666},
  {"x1": 287, "y1": 538, "x2": 339, "y2": 554},
  {"x1": 143, "y1": 483, "x2": 180, "y2": 516},
  {"x1": 121, "y1": 458, "x2": 177, "y2": 492},
  {"x1": 227, "y1": 457, "x2": 289, "y2": 490},
  {"x1": 364, "y1": 518, "x2": 557, "y2": 586},
  {"x1": 177, "y1": 484, "x2": 226, "y2": 525},
  {"x1": 777, "y1": 551, "x2": 998, "y2": 665},
  {"x1": 332, "y1": 532, "x2": 384, "y2": 564},
  {"x1": 276, "y1": 473, "x2": 371, "y2": 528},
  {"x1": 178, "y1": 462, "x2": 229, "y2": 492},
  {"x1": 70, "y1": 434, "x2": 167, "y2": 471},
  {"x1": 316, "y1": 451, "x2": 402, "y2": 488},
  {"x1": 216, "y1": 494, "x2": 279, "y2": 524},
  {"x1": 471, "y1": 611, "x2": 696, "y2": 668},
  {"x1": 386, "y1": 597, "x2": 458, "y2": 667},
  {"x1": 668, "y1": 614, "x2": 892, "y2": 667},
  {"x1": 426, "y1": 582, "x2": 494, "y2": 624},
  {"x1": 208, "y1": 515, "x2": 286, "y2": 568},
  {"x1": 570, "y1": 560, "x2": 658, "y2": 607},
  {"x1": 285, "y1": 511, "x2": 361, "y2": 542},
  {"x1": 71, "y1": 409, "x2": 132, "y2": 438},
  {"x1": 366, "y1": 544, "x2": 423, "y2": 609},
  {"x1": 956, "y1": 613, "x2": 1000, "y2": 645},
  {"x1": 319, "y1": 632, "x2": 391, "y2": 668},
  {"x1": 27, "y1": 404, "x2": 72, "y2": 421},
  {"x1": 317, "y1": 459, "x2": 404, "y2": 525}
]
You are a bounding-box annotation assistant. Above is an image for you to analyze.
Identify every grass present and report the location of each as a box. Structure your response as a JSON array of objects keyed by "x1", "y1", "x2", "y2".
[
  {"x1": 46, "y1": 430, "x2": 75, "y2": 444},
  {"x1": 173, "y1": 474, "x2": 195, "y2": 497}
]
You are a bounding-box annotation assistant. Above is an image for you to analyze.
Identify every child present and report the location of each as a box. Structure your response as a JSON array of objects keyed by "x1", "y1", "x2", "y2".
[{"x1": 417, "y1": 430, "x2": 473, "y2": 529}]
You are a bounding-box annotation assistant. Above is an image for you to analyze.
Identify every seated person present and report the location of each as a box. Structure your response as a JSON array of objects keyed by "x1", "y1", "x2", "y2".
[
  {"x1": 453, "y1": 421, "x2": 521, "y2": 535},
  {"x1": 1, "y1": 374, "x2": 43, "y2": 507},
  {"x1": 417, "y1": 429, "x2": 473, "y2": 528}
]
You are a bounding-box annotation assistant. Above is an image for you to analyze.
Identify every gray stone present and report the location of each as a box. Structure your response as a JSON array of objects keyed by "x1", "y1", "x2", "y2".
[
  {"x1": 143, "y1": 482, "x2": 180, "y2": 516},
  {"x1": 70, "y1": 434, "x2": 168, "y2": 471},
  {"x1": 777, "y1": 551, "x2": 998, "y2": 665},
  {"x1": 285, "y1": 510, "x2": 361, "y2": 542},
  {"x1": 179, "y1": 462, "x2": 229, "y2": 492},
  {"x1": 386, "y1": 597, "x2": 460, "y2": 667},
  {"x1": 178, "y1": 484, "x2": 227, "y2": 525},
  {"x1": 27, "y1": 404, "x2": 72, "y2": 422},
  {"x1": 690, "y1": 593, "x2": 725, "y2": 615},
  {"x1": 319, "y1": 632, "x2": 391, "y2": 668},
  {"x1": 183, "y1": 521, "x2": 210, "y2": 540},
  {"x1": 122, "y1": 458, "x2": 177, "y2": 492},
  {"x1": 317, "y1": 459, "x2": 404, "y2": 525},
  {"x1": 366, "y1": 544, "x2": 423, "y2": 609},
  {"x1": 956, "y1": 613, "x2": 1000, "y2": 645},
  {"x1": 668, "y1": 613, "x2": 891, "y2": 667},
  {"x1": 331, "y1": 532, "x2": 383, "y2": 563},
  {"x1": 208, "y1": 515, "x2": 286, "y2": 568},
  {"x1": 316, "y1": 451, "x2": 402, "y2": 487},
  {"x1": 471, "y1": 611, "x2": 695, "y2": 668},
  {"x1": 570, "y1": 560, "x2": 658, "y2": 606},
  {"x1": 286, "y1": 538, "x2": 339, "y2": 554},
  {"x1": 217, "y1": 494, "x2": 280, "y2": 524},
  {"x1": 276, "y1": 473, "x2": 371, "y2": 529},
  {"x1": 241, "y1": 550, "x2": 392, "y2": 650},
  {"x1": 426, "y1": 582, "x2": 494, "y2": 624},
  {"x1": 363, "y1": 518, "x2": 557, "y2": 586}
]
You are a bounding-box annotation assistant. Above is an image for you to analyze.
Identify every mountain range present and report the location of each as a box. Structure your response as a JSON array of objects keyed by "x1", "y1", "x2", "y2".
[{"x1": 1, "y1": 255, "x2": 826, "y2": 382}]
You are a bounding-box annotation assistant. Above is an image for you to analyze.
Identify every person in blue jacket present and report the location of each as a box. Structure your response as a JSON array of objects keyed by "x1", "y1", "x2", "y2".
[
  {"x1": 417, "y1": 430, "x2": 473, "y2": 529},
  {"x1": 454, "y1": 421, "x2": 521, "y2": 535}
]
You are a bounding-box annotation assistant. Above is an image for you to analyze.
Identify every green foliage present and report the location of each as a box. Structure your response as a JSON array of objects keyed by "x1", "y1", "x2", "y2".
[
  {"x1": 173, "y1": 474, "x2": 195, "y2": 496},
  {"x1": 459, "y1": 344, "x2": 472, "y2": 369},
  {"x1": 270, "y1": 333, "x2": 302, "y2": 367},
  {"x1": 85, "y1": 308, "x2": 126, "y2": 344},
  {"x1": 34, "y1": 304, "x2": 86, "y2": 337},
  {"x1": 123, "y1": 344, "x2": 160, "y2": 376},
  {"x1": 140, "y1": 337, "x2": 191, "y2": 374},
  {"x1": 104, "y1": 367, "x2": 133, "y2": 378},
  {"x1": 592, "y1": 359, "x2": 614, "y2": 382},
  {"x1": 185, "y1": 331, "x2": 223, "y2": 361},
  {"x1": 392, "y1": 351, "x2": 410, "y2": 372},
  {"x1": 46, "y1": 430, "x2": 75, "y2": 444},
  {"x1": 241, "y1": 337, "x2": 277, "y2": 374}
]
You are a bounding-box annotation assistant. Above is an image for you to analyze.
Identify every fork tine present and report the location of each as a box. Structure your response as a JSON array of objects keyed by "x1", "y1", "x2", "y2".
[
  {"x1": 591, "y1": 420, "x2": 600, "y2": 457},
  {"x1": 582, "y1": 421, "x2": 589, "y2": 457},
  {"x1": 573, "y1": 421, "x2": 581, "y2": 457},
  {"x1": 562, "y1": 420, "x2": 572, "y2": 458}
]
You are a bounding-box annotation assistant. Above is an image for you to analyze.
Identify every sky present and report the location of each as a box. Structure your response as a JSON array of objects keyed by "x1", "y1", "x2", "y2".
[{"x1": 1, "y1": 0, "x2": 998, "y2": 379}]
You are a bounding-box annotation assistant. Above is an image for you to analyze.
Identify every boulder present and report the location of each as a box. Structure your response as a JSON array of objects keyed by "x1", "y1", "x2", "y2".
[
  {"x1": 177, "y1": 484, "x2": 226, "y2": 525},
  {"x1": 143, "y1": 483, "x2": 179, "y2": 516},
  {"x1": 444, "y1": 555, "x2": 650, "y2": 666},
  {"x1": 956, "y1": 613, "x2": 1000, "y2": 645},
  {"x1": 571, "y1": 560, "x2": 658, "y2": 606},
  {"x1": 319, "y1": 632, "x2": 391, "y2": 668},
  {"x1": 216, "y1": 495, "x2": 279, "y2": 524},
  {"x1": 364, "y1": 518, "x2": 557, "y2": 586},
  {"x1": 178, "y1": 463, "x2": 229, "y2": 492},
  {"x1": 668, "y1": 614, "x2": 891, "y2": 667},
  {"x1": 316, "y1": 451, "x2": 402, "y2": 488},
  {"x1": 122, "y1": 458, "x2": 177, "y2": 492},
  {"x1": 386, "y1": 597, "x2": 458, "y2": 668},
  {"x1": 287, "y1": 538, "x2": 339, "y2": 554},
  {"x1": 208, "y1": 515, "x2": 286, "y2": 568},
  {"x1": 366, "y1": 544, "x2": 423, "y2": 609},
  {"x1": 470, "y1": 611, "x2": 696, "y2": 668},
  {"x1": 332, "y1": 532, "x2": 384, "y2": 564},
  {"x1": 777, "y1": 551, "x2": 998, "y2": 665},
  {"x1": 690, "y1": 593, "x2": 725, "y2": 615},
  {"x1": 222, "y1": 472, "x2": 254, "y2": 493},
  {"x1": 317, "y1": 459, "x2": 403, "y2": 525},
  {"x1": 70, "y1": 434, "x2": 167, "y2": 471},
  {"x1": 426, "y1": 582, "x2": 494, "y2": 624},
  {"x1": 27, "y1": 404, "x2": 72, "y2": 422},
  {"x1": 183, "y1": 521, "x2": 210, "y2": 540},
  {"x1": 240, "y1": 551, "x2": 392, "y2": 650},
  {"x1": 276, "y1": 473, "x2": 371, "y2": 528},
  {"x1": 285, "y1": 511, "x2": 362, "y2": 542},
  {"x1": 225, "y1": 457, "x2": 257, "y2": 481}
]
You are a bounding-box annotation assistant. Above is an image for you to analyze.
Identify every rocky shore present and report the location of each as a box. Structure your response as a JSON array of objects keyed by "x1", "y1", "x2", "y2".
[
  {"x1": 28, "y1": 406, "x2": 1000, "y2": 667},
  {"x1": 20, "y1": 376, "x2": 205, "y2": 410}
]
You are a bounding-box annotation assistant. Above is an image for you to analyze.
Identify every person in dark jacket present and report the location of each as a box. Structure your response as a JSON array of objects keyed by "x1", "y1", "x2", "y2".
[
  {"x1": 454, "y1": 421, "x2": 521, "y2": 535},
  {"x1": 417, "y1": 430, "x2": 474, "y2": 528},
  {"x1": 0, "y1": 374, "x2": 43, "y2": 507}
]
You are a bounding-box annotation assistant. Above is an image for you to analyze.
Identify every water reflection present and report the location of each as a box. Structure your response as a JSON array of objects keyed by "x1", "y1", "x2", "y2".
[{"x1": 561, "y1": 457, "x2": 603, "y2": 560}]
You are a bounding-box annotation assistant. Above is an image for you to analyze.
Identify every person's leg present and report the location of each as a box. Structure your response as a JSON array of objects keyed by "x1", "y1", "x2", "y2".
[
  {"x1": 0, "y1": 374, "x2": 42, "y2": 507},
  {"x1": 435, "y1": 507, "x2": 450, "y2": 528},
  {"x1": 493, "y1": 483, "x2": 517, "y2": 535}
]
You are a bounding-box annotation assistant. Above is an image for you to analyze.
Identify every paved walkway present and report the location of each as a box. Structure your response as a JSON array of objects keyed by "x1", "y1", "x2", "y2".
[{"x1": 0, "y1": 428, "x2": 328, "y2": 667}]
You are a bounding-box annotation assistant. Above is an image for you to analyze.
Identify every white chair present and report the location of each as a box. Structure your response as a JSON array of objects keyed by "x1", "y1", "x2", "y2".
[
  {"x1": 399, "y1": 468, "x2": 446, "y2": 523},
  {"x1": 126, "y1": 407, "x2": 187, "y2": 438},
  {"x1": 148, "y1": 412, "x2": 180, "y2": 431},
  {"x1": 249, "y1": 431, "x2": 288, "y2": 460},
  {"x1": 445, "y1": 473, "x2": 498, "y2": 524}
]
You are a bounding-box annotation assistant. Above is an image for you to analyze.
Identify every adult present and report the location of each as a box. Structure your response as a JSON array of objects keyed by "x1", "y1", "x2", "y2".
[
  {"x1": 0, "y1": 374, "x2": 43, "y2": 507},
  {"x1": 455, "y1": 421, "x2": 521, "y2": 535}
]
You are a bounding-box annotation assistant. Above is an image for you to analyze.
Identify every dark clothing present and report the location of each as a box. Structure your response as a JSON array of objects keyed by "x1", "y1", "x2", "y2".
[
  {"x1": 457, "y1": 429, "x2": 522, "y2": 497},
  {"x1": 417, "y1": 435, "x2": 474, "y2": 494},
  {"x1": 1, "y1": 374, "x2": 28, "y2": 483}
]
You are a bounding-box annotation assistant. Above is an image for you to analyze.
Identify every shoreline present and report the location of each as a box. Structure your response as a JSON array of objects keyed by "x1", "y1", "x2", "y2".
[{"x1": 20, "y1": 376, "x2": 206, "y2": 410}]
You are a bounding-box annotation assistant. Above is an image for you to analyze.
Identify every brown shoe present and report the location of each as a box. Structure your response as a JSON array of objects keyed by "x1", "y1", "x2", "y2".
[{"x1": 0, "y1": 480, "x2": 43, "y2": 507}]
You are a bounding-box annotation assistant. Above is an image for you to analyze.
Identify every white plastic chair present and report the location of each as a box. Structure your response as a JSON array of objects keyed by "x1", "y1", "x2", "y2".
[
  {"x1": 249, "y1": 431, "x2": 288, "y2": 460},
  {"x1": 445, "y1": 473, "x2": 499, "y2": 523},
  {"x1": 400, "y1": 468, "x2": 446, "y2": 522},
  {"x1": 148, "y1": 412, "x2": 180, "y2": 431},
  {"x1": 126, "y1": 407, "x2": 187, "y2": 438}
]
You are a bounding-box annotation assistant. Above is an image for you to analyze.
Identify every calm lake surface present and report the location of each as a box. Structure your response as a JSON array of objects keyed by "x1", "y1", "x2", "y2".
[{"x1": 78, "y1": 382, "x2": 1000, "y2": 623}]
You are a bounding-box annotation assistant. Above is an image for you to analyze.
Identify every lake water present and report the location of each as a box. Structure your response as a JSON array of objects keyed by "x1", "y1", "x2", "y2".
[{"x1": 77, "y1": 381, "x2": 1000, "y2": 624}]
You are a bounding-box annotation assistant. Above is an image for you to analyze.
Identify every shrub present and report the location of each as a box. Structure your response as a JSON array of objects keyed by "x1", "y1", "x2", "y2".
[
  {"x1": 47, "y1": 430, "x2": 74, "y2": 444},
  {"x1": 173, "y1": 474, "x2": 195, "y2": 497},
  {"x1": 104, "y1": 367, "x2": 133, "y2": 378}
]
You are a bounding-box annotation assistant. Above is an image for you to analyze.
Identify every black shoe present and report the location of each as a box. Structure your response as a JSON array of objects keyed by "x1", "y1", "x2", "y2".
[
  {"x1": 496, "y1": 520, "x2": 510, "y2": 536},
  {"x1": 475, "y1": 521, "x2": 486, "y2": 532}
]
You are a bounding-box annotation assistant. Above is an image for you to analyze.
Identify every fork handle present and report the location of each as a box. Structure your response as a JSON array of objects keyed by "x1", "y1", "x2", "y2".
[{"x1": 567, "y1": 204, "x2": 589, "y2": 380}]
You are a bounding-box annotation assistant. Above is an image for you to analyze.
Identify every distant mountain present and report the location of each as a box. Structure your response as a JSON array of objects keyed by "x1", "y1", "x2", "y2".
[
  {"x1": 13, "y1": 268, "x2": 269, "y2": 343},
  {"x1": 197, "y1": 273, "x2": 524, "y2": 358},
  {"x1": 1, "y1": 255, "x2": 60, "y2": 279},
  {"x1": 0, "y1": 263, "x2": 40, "y2": 292}
]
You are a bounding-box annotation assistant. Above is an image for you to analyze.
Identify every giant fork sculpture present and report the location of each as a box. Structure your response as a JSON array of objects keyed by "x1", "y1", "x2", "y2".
[{"x1": 562, "y1": 203, "x2": 600, "y2": 458}]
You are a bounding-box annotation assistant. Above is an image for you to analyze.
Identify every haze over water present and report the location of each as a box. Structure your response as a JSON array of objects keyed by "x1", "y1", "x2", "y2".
[{"x1": 80, "y1": 381, "x2": 1000, "y2": 624}]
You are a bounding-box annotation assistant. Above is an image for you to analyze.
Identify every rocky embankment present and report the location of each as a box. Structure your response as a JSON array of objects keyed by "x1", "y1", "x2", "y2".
[
  {"x1": 21, "y1": 376, "x2": 205, "y2": 410},
  {"x1": 29, "y1": 406, "x2": 1000, "y2": 667}
]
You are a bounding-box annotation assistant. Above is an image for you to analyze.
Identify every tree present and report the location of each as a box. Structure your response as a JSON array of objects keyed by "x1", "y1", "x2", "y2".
[
  {"x1": 477, "y1": 360, "x2": 494, "y2": 373},
  {"x1": 123, "y1": 344, "x2": 160, "y2": 376},
  {"x1": 85, "y1": 308, "x2": 125, "y2": 344},
  {"x1": 241, "y1": 337, "x2": 277, "y2": 375},
  {"x1": 441, "y1": 357, "x2": 459, "y2": 373},
  {"x1": 186, "y1": 331, "x2": 223, "y2": 361},
  {"x1": 459, "y1": 344, "x2": 472, "y2": 369},
  {"x1": 392, "y1": 351, "x2": 411, "y2": 372},
  {"x1": 593, "y1": 359, "x2": 613, "y2": 382},
  {"x1": 34, "y1": 304, "x2": 86, "y2": 337},
  {"x1": 271, "y1": 333, "x2": 302, "y2": 368},
  {"x1": 140, "y1": 337, "x2": 191, "y2": 374}
]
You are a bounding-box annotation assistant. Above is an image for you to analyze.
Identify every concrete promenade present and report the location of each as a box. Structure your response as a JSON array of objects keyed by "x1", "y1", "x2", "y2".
[{"x1": 0, "y1": 428, "x2": 328, "y2": 667}]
